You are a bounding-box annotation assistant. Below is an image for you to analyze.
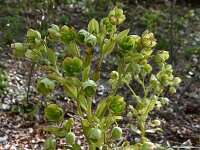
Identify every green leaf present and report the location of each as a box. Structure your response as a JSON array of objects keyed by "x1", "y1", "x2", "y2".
[
  {"x1": 44, "y1": 104, "x2": 64, "y2": 122},
  {"x1": 82, "y1": 66, "x2": 90, "y2": 82},
  {"x1": 102, "y1": 39, "x2": 116, "y2": 55},
  {"x1": 78, "y1": 95, "x2": 88, "y2": 111},
  {"x1": 88, "y1": 18, "x2": 99, "y2": 34},
  {"x1": 43, "y1": 126, "x2": 68, "y2": 137},
  {"x1": 113, "y1": 29, "x2": 130, "y2": 41},
  {"x1": 129, "y1": 124, "x2": 141, "y2": 134},
  {"x1": 44, "y1": 138, "x2": 56, "y2": 150},
  {"x1": 96, "y1": 99, "x2": 108, "y2": 119},
  {"x1": 25, "y1": 49, "x2": 42, "y2": 61},
  {"x1": 101, "y1": 115, "x2": 122, "y2": 130},
  {"x1": 37, "y1": 78, "x2": 55, "y2": 96},
  {"x1": 83, "y1": 48, "x2": 93, "y2": 69},
  {"x1": 63, "y1": 81, "x2": 77, "y2": 98},
  {"x1": 66, "y1": 42, "x2": 80, "y2": 57},
  {"x1": 47, "y1": 48, "x2": 57, "y2": 66},
  {"x1": 72, "y1": 143, "x2": 82, "y2": 150}
]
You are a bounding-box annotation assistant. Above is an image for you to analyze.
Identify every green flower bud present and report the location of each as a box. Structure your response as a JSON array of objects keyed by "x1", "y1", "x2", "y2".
[
  {"x1": 60, "y1": 25, "x2": 76, "y2": 44},
  {"x1": 154, "y1": 86, "x2": 163, "y2": 95},
  {"x1": 37, "y1": 78, "x2": 55, "y2": 96},
  {"x1": 108, "y1": 7, "x2": 125, "y2": 25},
  {"x1": 11, "y1": 43, "x2": 26, "y2": 58},
  {"x1": 160, "y1": 97, "x2": 169, "y2": 105},
  {"x1": 169, "y1": 86, "x2": 176, "y2": 94},
  {"x1": 162, "y1": 51, "x2": 169, "y2": 60},
  {"x1": 27, "y1": 29, "x2": 41, "y2": 44},
  {"x1": 127, "y1": 112, "x2": 133, "y2": 118},
  {"x1": 160, "y1": 74, "x2": 168, "y2": 84},
  {"x1": 118, "y1": 36, "x2": 135, "y2": 53},
  {"x1": 109, "y1": 95, "x2": 126, "y2": 115},
  {"x1": 141, "y1": 30, "x2": 156, "y2": 48},
  {"x1": 100, "y1": 17, "x2": 116, "y2": 34},
  {"x1": 76, "y1": 29, "x2": 97, "y2": 47},
  {"x1": 152, "y1": 120, "x2": 161, "y2": 126},
  {"x1": 150, "y1": 74, "x2": 159, "y2": 86},
  {"x1": 82, "y1": 80, "x2": 97, "y2": 97},
  {"x1": 155, "y1": 101, "x2": 162, "y2": 110},
  {"x1": 88, "y1": 18, "x2": 99, "y2": 34},
  {"x1": 48, "y1": 24, "x2": 62, "y2": 39},
  {"x1": 51, "y1": 24, "x2": 60, "y2": 32},
  {"x1": 89, "y1": 128, "x2": 102, "y2": 143},
  {"x1": 173, "y1": 77, "x2": 181, "y2": 85},
  {"x1": 62, "y1": 118, "x2": 74, "y2": 131},
  {"x1": 44, "y1": 138, "x2": 56, "y2": 150},
  {"x1": 62, "y1": 57, "x2": 83, "y2": 77},
  {"x1": 166, "y1": 64, "x2": 172, "y2": 70},
  {"x1": 124, "y1": 73, "x2": 132, "y2": 83},
  {"x1": 130, "y1": 35, "x2": 141, "y2": 44},
  {"x1": 111, "y1": 127, "x2": 122, "y2": 140},
  {"x1": 44, "y1": 104, "x2": 64, "y2": 122},
  {"x1": 153, "y1": 54, "x2": 165, "y2": 65},
  {"x1": 110, "y1": 71, "x2": 119, "y2": 79},
  {"x1": 66, "y1": 132, "x2": 75, "y2": 145},
  {"x1": 130, "y1": 35, "x2": 141, "y2": 50},
  {"x1": 131, "y1": 64, "x2": 141, "y2": 75},
  {"x1": 142, "y1": 64, "x2": 152, "y2": 74}
]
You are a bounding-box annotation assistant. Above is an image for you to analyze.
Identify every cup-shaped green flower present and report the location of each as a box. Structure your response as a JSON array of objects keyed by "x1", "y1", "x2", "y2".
[
  {"x1": 27, "y1": 29, "x2": 42, "y2": 44},
  {"x1": 76, "y1": 29, "x2": 97, "y2": 47},
  {"x1": 37, "y1": 78, "x2": 55, "y2": 96},
  {"x1": 62, "y1": 57, "x2": 83, "y2": 77},
  {"x1": 141, "y1": 30, "x2": 156, "y2": 48},
  {"x1": 111, "y1": 127, "x2": 122, "y2": 140},
  {"x1": 60, "y1": 25, "x2": 76, "y2": 44},
  {"x1": 88, "y1": 128, "x2": 102, "y2": 143},
  {"x1": 11, "y1": 43, "x2": 26, "y2": 58},
  {"x1": 100, "y1": 17, "x2": 117, "y2": 34},
  {"x1": 82, "y1": 80, "x2": 97, "y2": 97},
  {"x1": 66, "y1": 132, "x2": 76, "y2": 145},
  {"x1": 44, "y1": 104, "x2": 64, "y2": 122},
  {"x1": 108, "y1": 7, "x2": 126, "y2": 25},
  {"x1": 48, "y1": 24, "x2": 61, "y2": 39},
  {"x1": 109, "y1": 95, "x2": 126, "y2": 116},
  {"x1": 118, "y1": 36, "x2": 135, "y2": 53}
]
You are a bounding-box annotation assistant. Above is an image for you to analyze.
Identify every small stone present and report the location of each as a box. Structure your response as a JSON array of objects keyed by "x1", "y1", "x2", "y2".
[{"x1": 1, "y1": 104, "x2": 11, "y2": 110}]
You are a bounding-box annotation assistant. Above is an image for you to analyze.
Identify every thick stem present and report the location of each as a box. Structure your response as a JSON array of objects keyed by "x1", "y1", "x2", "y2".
[
  {"x1": 26, "y1": 62, "x2": 35, "y2": 104},
  {"x1": 140, "y1": 122, "x2": 145, "y2": 143}
]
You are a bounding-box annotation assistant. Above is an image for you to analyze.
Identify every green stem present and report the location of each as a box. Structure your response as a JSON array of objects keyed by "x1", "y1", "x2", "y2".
[
  {"x1": 76, "y1": 89, "x2": 83, "y2": 117},
  {"x1": 87, "y1": 97, "x2": 93, "y2": 124},
  {"x1": 125, "y1": 82, "x2": 141, "y2": 103},
  {"x1": 140, "y1": 122, "x2": 145, "y2": 143}
]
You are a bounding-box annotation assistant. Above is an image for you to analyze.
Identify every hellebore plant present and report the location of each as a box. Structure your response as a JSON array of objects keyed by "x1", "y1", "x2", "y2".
[{"x1": 11, "y1": 7, "x2": 180, "y2": 150}]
